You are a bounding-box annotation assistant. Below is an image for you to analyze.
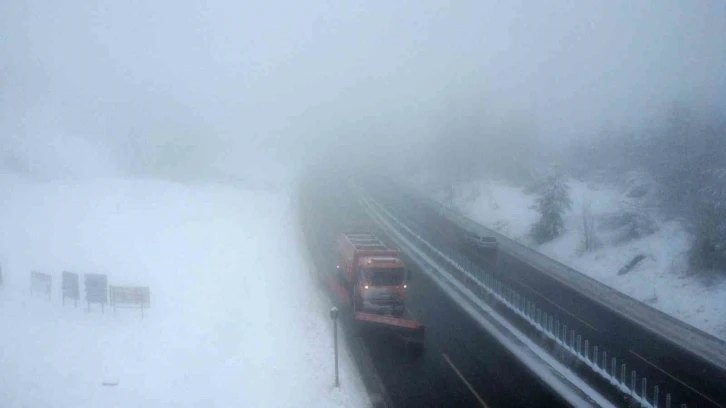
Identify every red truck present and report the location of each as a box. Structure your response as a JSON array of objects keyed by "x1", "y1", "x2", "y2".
[{"x1": 333, "y1": 231, "x2": 424, "y2": 353}]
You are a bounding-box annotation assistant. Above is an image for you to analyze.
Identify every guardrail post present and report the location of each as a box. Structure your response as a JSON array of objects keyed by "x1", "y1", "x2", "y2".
[
  {"x1": 555, "y1": 320, "x2": 560, "y2": 342},
  {"x1": 602, "y1": 351, "x2": 607, "y2": 375},
  {"x1": 584, "y1": 340, "x2": 589, "y2": 360},
  {"x1": 621, "y1": 364, "x2": 626, "y2": 385},
  {"x1": 549, "y1": 315, "x2": 554, "y2": 334},
  {"x1": 594, "y1": 346, "x2": 599, "y2": 368},
  {"x1": 631, "y1": 371, "x2": 636, "y2": 398},
  {"x1": 665, "y1": 394, "x2": 671, "y2": 408},
  {"x1": 654, "y1": 385, "x2": 659, "y2": 408},
  {"x1": 570, "y1": 330, "x2": 575, "y2": 349},
  {"x1": 562, "y1": 324, "x2": 567, "y2": 344},
  {"x1": 576, "y1": 335, "x2": 581, "y2": 355},
  {"x1": 611, "y1": 357, "x2": 616, "y2": 380},
  {"x1": 642, "y1": 378, "x2": 647, "y2": 404}
]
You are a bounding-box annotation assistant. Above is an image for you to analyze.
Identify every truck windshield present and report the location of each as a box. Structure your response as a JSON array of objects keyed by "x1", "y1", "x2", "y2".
[{"x1": 361, "y1": 267, "x2": 405, "y2": 286}]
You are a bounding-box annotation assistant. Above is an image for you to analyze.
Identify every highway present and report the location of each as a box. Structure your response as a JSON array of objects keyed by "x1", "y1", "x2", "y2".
[
  {"x1": 369, "y1": 181, "x2": 726, "y2": 408},
  {"x1": 299, "y1": 177, "x2": 568, "y2": 408}
]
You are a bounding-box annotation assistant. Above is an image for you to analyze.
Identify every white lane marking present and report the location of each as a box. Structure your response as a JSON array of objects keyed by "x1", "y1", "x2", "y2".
[{"x1": 442, "y1": 353, "x2": 490, "y2": 408}]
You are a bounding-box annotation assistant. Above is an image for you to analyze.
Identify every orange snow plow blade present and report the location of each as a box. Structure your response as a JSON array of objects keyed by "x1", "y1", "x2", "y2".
[{"x1": 354, "y1": 311, "x2": 425, "y2": 347}]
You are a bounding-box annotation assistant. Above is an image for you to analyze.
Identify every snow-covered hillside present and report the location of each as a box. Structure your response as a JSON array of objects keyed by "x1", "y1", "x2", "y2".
[
  {"x1": 439, "y1": 179, "x2": 726, "y2": 341},
  {"x1": 0, "y1": 175, "x2": 367, "y2": 408}
]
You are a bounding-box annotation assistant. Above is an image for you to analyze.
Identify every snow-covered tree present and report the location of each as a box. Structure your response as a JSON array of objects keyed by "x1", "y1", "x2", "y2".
[
  {"x1": 530, "y1": 168, "x2": 572, "y2": 244},
  {"x1": 581, "y1": 201, "x2": 601, "y2": 252},
  {"x1": 690, "y1": 168, "x2": 726, "y2": 270}
]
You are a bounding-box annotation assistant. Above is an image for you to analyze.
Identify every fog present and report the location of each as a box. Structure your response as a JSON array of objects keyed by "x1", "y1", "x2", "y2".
[{"x1": 2, "y1": 0, "x2": 724, "y2": 184}]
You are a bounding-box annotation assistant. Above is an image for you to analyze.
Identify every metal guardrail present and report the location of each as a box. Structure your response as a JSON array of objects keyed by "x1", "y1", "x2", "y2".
[{"x1": 361, "y1": 193, "x2": 683, "y2": 408}]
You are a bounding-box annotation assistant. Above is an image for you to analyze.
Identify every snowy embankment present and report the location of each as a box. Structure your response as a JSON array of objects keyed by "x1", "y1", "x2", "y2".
[
  {"x1": 0, "y1": 175, "x2": 367, "y2": 408},
  {"x1": 440, "y1": 179, "x2": 726, "y2": 341}
]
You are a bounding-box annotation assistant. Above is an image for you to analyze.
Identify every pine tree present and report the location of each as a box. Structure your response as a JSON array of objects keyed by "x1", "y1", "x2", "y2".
[
  {"x1": 581, "y1": 201, "x2": 601, "y2": 252},
  {"x1": 690, "y1": 168, "x2": 726, "y2": 270},
  {"x1": 530, "y1": 169, "x2": 572, "y2": 244}
]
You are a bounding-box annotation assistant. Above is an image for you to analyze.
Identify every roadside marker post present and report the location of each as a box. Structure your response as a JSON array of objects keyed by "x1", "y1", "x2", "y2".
[{"x1": 330, "y1": 306, "x2": 340, "y2": 387}]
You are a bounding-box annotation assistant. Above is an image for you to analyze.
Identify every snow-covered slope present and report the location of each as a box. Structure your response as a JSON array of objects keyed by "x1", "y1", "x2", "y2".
[
  {"x1": 440, "y1": 179, "x2": 726, "y2": 341},
  {"x1": 0, "y1": 175, "x2": 367, "y2": 408}
]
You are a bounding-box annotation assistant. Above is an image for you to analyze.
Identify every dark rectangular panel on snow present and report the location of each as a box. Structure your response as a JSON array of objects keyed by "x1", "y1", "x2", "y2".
[
  {"x1": 62, "y1": 271, "x2": 80, "y2": 306},
  {"x1": 84, "y1": 273, "x2": 108, "y2": 312}
]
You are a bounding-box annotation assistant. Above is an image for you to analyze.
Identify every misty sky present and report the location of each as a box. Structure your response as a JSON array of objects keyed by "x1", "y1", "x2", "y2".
[{"x1": 1, "y1": 0, "x2": 724, "y2": 181}]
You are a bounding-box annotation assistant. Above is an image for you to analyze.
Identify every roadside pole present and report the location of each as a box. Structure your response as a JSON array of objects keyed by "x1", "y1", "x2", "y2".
[{"x1": 330, "y1": 306, "x2": 340, "y2": 387}]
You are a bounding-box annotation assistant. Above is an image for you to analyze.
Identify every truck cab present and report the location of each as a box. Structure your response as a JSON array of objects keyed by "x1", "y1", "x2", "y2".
[
  {"x1": 356, "y1": 256, "x2": 406, "y2": 316},
  {"x1": 336, "y1": 232, "x2": 408, "y2": 317}
]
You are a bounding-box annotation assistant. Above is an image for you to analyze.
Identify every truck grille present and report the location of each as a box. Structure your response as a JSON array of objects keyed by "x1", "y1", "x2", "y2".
[{"x1": 369, "y1": 293, "x2": 402, "y2": 305}]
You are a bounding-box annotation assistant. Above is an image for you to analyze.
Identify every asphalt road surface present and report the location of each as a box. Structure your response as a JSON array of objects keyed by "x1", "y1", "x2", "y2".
[
  {"x1": 300, "y1": 177, "x2": 568, "y2": 408},
  {"x1": 370, "y1": 181, "x2": 726, "y2": 408}
]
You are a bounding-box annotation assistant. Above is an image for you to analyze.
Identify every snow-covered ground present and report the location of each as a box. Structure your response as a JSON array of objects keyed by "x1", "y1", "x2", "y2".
[
  {"x1": 438, "y1": 179, "x2": 726, "y2": 341},
  {"x1": 0, "y1": 174, "x2": 368, "y2": 408}
]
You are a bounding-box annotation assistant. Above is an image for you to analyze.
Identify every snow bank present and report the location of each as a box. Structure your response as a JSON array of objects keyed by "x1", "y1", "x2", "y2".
[
  {"x1": 0, "y1": 175, "x2": 367, "y2": 408},
  {"x1": 441, "y1": 179, "x2": 726, "y2": 341}
]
